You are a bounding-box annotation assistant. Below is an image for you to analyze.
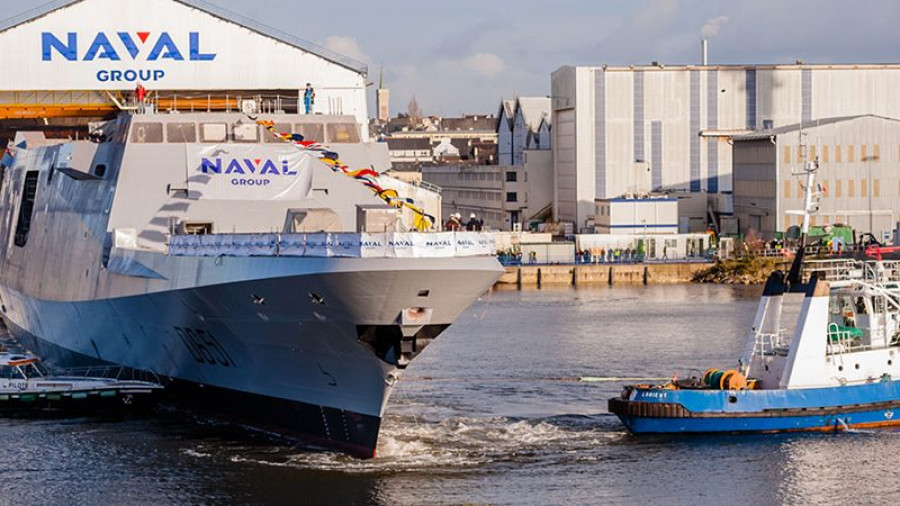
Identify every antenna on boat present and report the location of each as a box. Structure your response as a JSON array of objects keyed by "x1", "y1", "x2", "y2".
[{"x1": 786, "y1": 129, "x2": 820, "y2": 286}]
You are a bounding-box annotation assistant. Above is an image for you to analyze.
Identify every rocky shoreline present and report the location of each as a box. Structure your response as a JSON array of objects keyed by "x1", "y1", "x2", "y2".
[{"x1": 691, "y1": 257, "x2": 783, "y2": 285}]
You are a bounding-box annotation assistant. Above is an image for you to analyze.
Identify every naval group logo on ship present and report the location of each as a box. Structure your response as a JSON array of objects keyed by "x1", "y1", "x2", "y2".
[
  {"x1": 200, "y1": 157, "x2": 299, "y2": 186},
  {"x1": 41, "y1": 31, "x2": 216, "y2": 83},
  {"x1": 189, "y1": 146, "x2": 312, "y2": 201}
]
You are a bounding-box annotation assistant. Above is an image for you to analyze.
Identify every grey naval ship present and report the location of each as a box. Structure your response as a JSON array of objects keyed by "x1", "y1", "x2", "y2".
[{"x1": 0, "y1": 110, "x2": 502, "y2": 458}]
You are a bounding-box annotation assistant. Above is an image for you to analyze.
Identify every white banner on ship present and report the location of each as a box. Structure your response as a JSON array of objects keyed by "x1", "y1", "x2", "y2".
[
  {"x1": 187, "y1": 144, "x2": 313, "y2": 200},
  {"x1": 454, "y1": 232, "x2": 495, "y2": 257},
  {"x1": 170, "y1": 232, "x2": 497, "y2": 258}
]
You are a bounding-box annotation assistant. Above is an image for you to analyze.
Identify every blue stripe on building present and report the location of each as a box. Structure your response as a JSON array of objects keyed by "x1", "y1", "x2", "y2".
[
  {"x1": 595, "y1": 69, "x2": 606, "y2": 198},
  {"x1": 707, "y1": 69, "x2": 719, "y2": 193},
  {"x1": 746, "y1": 69, "x2": 757, "y2": 130},
  {"x1": 633, "y1": 71, "x2": 645, "y2": 163},
  {"x1": 802, "y1": 69, "x2": 812, "y2": 123},
  {"x1": 651, "y1": 121, "x2": 662, "y2": 190},
  {"x1": 690, "y1": 70, "x2": 701, "y2": 192}
]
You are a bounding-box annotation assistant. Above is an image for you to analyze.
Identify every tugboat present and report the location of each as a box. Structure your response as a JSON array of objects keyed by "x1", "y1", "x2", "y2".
[
  {"x1": 0, "y1": 351, "x2": 162, "y2": 411},
  {"x1": 609, "y1": 156, "x2": 900, "y2": 434}
]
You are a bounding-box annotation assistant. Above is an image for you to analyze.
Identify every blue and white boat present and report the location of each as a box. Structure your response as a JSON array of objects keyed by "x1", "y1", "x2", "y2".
[{"x1": 610, "y1": 158, "x2": 900, "y2": 434}]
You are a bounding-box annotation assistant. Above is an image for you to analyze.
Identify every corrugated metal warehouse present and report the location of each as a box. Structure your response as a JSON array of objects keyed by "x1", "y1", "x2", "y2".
[
  {"x1": 551, "y1": 63, "x2": 900, "y2": 232},
  {"x1": 733, "y1": 115, "x2": 900, "y2": 240}
]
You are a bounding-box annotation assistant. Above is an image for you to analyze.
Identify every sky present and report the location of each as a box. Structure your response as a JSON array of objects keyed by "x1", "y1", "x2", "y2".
[{"x1": 7, "y1": 0, "x2": 900, "y2": 117}]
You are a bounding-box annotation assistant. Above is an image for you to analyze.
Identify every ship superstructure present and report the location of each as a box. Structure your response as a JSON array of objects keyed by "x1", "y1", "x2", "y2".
[{"x1": 0, "y1": 111, "x2": 502, "y2": 457}]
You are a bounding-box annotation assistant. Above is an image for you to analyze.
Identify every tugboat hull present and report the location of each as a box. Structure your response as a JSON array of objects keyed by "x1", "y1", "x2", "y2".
[{"x1": 609, "y1": 380, "x2": 900, "y2": 434}]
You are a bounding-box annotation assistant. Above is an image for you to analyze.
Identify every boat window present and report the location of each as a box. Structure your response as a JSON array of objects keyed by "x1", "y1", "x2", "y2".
[
  {"x1": 233, "y1": 123, "x2": 260, "y2": 143},
  {"x1": 130, "y1": 123, "x2": 164, "y2": 143},
  {"x1": 93, "y1": 164, "x2": 107, "y2": 178},
  {"x1": 167, "y1": 122, "x2": 197, "y2": 143},
  {"x1": 13, "y1": 171, "x2": 39, "y2": 247},
  {"x1": 0, "y1": 365, "x2": 23, "y2": 379},
  {"x1": 263, "y1": 123, "x2": 292, "y2": 143},
  {"x1": 295, "y1": 124, "x2": 324, "y2": 144},
  {"x1": 326, "y1": 123, "x2": 360, "y2": 143},
  {"x1": 200, "y1": 123, "x2": 228, "y2": 143}
]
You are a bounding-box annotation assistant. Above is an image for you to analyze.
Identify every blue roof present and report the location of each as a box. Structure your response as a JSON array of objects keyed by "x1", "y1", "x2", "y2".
[{"x1": 0, "y1": 0, "x2": 367, "y2": 75}]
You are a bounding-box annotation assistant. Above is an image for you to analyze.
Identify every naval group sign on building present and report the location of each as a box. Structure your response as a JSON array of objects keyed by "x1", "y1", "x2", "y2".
[{"x1": 0, "y1": 0, "x2": 370, "y2": 136}]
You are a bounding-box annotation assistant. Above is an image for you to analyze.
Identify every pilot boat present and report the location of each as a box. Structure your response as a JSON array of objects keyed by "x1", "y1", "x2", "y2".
[
  {"x1": 609, "y1": 158, "x2": 900, "y2": 434},
  {"x1": 0, "y1": 351, "x2": 162, "y2": 410}
]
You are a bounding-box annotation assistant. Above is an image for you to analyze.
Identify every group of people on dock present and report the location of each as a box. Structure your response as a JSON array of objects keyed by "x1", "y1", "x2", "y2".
[
  {"x1": 444, "y1": 212, "x2": 484, "y2": 231},
  {"x1": 575, "y1": 247, "x2": 644, "y2": 264}
]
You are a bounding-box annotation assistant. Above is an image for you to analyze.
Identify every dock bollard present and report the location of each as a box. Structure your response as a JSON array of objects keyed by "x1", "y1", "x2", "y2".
[
  {"x1": 516, "y1": 268, "x2": 523, "y2": 290},
  {"x1": 643, "y1": 266, "x2": 649, "y2": 285},
  {"x1": 537, "y1": 268, "x2": 542, "y2": 289},
  {"x1": 608, "y1": 266, "x2": 614, "y2": 286}
]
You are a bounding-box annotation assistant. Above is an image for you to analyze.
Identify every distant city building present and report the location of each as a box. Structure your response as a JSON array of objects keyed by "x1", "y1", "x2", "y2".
[
  {"x1": 378, "y1": 114, "x2": 498, "y2": 173},
  {"x1": 497, "y1": 97, "x2": 552, "y2": 165},
  {"x1": 551, "y1": 63, "x2": 900, "y2": 233},
  {"x1": 732, "y1": 115, "x2": 900, "y2": 240},
  {"x1": 421, "y1": 99, "x2": 554, "y2": 231},
  {"x1": 376, "y1": 68, "x2": 390, "y2": 122}
]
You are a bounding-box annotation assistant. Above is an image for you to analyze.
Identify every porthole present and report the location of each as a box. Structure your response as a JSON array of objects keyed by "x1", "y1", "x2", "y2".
[
  {"x1": 855, "y1": 364, "x2": 860, "y2": 370},
  {"x1": 838, "y1": 365, "x2": 844, "y2": 372}
]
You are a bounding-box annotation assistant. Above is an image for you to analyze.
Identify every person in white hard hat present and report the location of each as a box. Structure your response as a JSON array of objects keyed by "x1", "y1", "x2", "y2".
[
  {"x1": 466, "y1": 213, "x2": 480, "y2": 231},
  {"x1": 444, "y1": 212, "x2": 462, "y2": 231}
]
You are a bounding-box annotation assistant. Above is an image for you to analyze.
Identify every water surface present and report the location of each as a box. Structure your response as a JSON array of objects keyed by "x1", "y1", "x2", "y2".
[{"x1": 4, "y1": 285, "x2": 897, "y2": 505}]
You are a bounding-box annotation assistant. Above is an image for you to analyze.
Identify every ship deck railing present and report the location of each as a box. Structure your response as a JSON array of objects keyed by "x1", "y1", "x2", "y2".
[
  {"x1": 753, "y1": 328, "x2": 791, "y2": 357},
  {"x1": 49, "y1": 365, "x2": 161, "y2": 385},
  {"x1": 806, "y1": 259, "x2": 900, "y2": 284},
  {"x1": 166, "y1": 231, "x2": 496, "y2": 259}
]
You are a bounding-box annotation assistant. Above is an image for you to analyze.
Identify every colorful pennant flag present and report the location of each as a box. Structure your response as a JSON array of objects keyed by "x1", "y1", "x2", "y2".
[{"x1": 252, "y1": 117, "x2": 435, "y2": 231}]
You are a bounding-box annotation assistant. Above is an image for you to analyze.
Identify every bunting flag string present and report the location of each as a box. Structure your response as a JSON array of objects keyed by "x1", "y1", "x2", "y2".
[{"x1": 252, "y1": 117, "x2": 435, "y2": 231}]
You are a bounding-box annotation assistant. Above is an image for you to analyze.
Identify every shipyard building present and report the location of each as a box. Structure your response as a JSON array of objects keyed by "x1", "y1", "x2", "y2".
[
  {"x1": 551, "y1": 63, "x2": 900, "y2": 235},
  {"x1": 0, "y1": 0, "x2": 369, "y2": 139},
  {"x1": 733, "y1": 115, "x2": 900, "y2": 240}
]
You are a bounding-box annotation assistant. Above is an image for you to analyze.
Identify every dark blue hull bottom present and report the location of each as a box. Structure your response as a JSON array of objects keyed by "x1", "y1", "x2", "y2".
[
  {"x1": 9, "y1": 326, "x2": 382, "y2": 458},
  {"x1": 614, "y1": 408, "x2": 900, "y2": 434}
]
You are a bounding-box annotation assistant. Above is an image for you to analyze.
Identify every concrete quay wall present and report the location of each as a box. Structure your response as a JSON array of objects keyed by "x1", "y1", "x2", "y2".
[{"x1": 496, "y1": 263, "x2": 709, "y2": 288}]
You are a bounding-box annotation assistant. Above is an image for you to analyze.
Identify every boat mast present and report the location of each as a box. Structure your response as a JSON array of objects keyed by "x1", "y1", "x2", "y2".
[{"x1": 786, "y1": 132, "x2": 819, "y2": 287}]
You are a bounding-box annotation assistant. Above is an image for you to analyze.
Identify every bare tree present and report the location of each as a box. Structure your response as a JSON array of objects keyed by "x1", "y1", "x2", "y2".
[{"x1": 407, "y1": 95, "x2": 422, "y2": 128}]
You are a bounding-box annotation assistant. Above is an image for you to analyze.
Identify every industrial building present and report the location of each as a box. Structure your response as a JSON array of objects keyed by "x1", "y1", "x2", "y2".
[
  {"x1": 551, "y1": 62, "x2": 900, "y2": 233},
  {"x1": 733, "y1": 115, "x2": 900, "y2": 240},
  {"x1": 0, "y1": 0, "x2": 370, "y2": 138}
]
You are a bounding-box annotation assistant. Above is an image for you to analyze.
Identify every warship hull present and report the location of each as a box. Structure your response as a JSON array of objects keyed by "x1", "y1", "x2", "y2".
[{"x1": 0, "y1": 253, "x2": 502, "y2": 457}]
